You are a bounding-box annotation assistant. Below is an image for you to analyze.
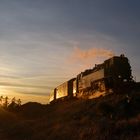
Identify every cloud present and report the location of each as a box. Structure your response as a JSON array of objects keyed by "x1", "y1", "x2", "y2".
[
  {"x1": 0, "y1": 75, "x2": 20, "y2": 79},
  {"x1": 69, "y1": 47, "x2": 115, "y2": 70},
  {"x1": 0, "y1": 82, "x2": 53, "y2": 89},
  {"x1": 72, "y1": 47, "x2": 114, "y2": 60},
  {"x1": 14, "y1": 90, "x2": 49, "y2": 96}
]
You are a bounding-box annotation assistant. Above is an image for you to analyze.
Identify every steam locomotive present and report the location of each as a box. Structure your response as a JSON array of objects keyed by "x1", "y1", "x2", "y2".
[{"x1": 50, "y1": 55, "x2": 133, "y2": 102}]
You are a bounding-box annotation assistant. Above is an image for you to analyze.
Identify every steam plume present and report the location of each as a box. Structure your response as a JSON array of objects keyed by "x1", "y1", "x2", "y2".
[
  {"x1": 72, "y1": 47, "x2": 114, "y2": 61},
  {"x1": 70, "y1": 47, "x2": 115, "y2": 70}
]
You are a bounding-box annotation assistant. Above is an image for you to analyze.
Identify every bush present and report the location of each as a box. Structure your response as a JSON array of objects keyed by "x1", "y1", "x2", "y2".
[{"x1": 98, "y1": 102, "x2": 114, "y2": 116}]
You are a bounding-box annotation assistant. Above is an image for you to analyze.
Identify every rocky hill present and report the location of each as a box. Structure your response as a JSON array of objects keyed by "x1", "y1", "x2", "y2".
[{"x1": 0, "y1": 88, "x2": 140, "y2": 140}]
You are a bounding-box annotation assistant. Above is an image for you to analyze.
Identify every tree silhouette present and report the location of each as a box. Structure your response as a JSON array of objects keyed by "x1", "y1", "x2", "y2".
[
  {"x1": 3, "y1": 96, "x2": 9, "y2": 108},
  {"x1": 8, "y1": 97, "x2": 22, "y2": 111},
  {"x1": 0, "y1": 95, "x2": 22, "y2": 111},
  {"x1": 12, "y1": 97, "x2": 16, "y2": 103},
  {"x1": 0, "y1": 95, "x2": 3, "y2": 106},
  {"x1": 17, "y1": 99, "x2": 21, "y2": 107}
]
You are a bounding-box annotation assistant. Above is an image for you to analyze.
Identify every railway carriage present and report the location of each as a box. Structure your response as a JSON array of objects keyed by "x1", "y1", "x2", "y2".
[
  {"x1": 76, "y1": 55, "x2": 132, "y2": 94},
  {"x1": 50, "y1": 78, "x2": 75, "y2": 102}
]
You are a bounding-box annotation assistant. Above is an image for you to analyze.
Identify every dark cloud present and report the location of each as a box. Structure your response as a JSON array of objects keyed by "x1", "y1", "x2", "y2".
[
  {"x1": 0, "y1": 82, "x2": 53, "y2": 89},
  {"x1": 15, "y1": 90, "x2": 49, "y2": 96},
  {"x1": 0, "y1": 0, "x2": 139, "y2": 56}
]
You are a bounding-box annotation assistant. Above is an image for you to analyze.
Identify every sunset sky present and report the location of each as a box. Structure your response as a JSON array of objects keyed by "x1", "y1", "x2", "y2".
[{"x1": 0, "y1": 0, "x2": 140, "y2": 104}]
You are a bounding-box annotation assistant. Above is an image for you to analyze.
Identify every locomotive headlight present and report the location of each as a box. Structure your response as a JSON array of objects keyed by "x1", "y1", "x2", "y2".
[{"x1": 118, "y1": 75, "x2": 122, "y2": 78}]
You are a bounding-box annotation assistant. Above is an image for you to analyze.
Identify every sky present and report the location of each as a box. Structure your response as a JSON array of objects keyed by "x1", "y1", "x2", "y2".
[{"x1": 0, "y1": 0, "x2": 140, "y2": 104}]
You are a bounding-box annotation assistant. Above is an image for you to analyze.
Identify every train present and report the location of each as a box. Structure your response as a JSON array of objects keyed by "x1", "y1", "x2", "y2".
[{"x1": 50, "y1": 54, "x2": 133, "y2": 102}]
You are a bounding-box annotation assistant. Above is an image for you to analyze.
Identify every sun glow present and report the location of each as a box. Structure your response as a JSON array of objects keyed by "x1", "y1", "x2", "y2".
[
  {"x1": 0, "y1": 86, "x2": 14, "y2": 97},
  {"x1": 0, "y1": 86, "x2": 48, "y2": 104}
]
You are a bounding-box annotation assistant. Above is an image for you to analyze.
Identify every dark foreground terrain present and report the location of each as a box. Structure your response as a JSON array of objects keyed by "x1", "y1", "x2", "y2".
[{"x1": 0, "y1": 89, "x2": 140, "y2": 140}]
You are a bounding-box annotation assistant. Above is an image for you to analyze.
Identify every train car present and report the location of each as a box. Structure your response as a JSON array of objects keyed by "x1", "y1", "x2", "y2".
[
  {"x1": 50, "y1": 78, "x2": 76, "y2": 102},
  {"x1": 76, "y1": 54, "x2": 132, "y2": 95}
]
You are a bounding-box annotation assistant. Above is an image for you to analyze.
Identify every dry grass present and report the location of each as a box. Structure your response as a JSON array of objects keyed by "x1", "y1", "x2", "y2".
[{"x1": 0, "y1": 91, "x2": 140, "y2": 140}]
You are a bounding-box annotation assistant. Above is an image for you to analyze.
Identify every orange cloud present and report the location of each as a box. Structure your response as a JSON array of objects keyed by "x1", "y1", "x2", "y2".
[
  {"x1": 72, "y1": 47, "x2": 114, "y2": 61},
  {"x1": 69, "y1": 47, "x2": 115, "y2": 71}
]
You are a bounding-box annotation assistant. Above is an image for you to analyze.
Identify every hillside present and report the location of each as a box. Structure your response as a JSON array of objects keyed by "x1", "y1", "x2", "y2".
[{"x1": 0, "y1": 89, "x2": 140, "y2": 140}]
